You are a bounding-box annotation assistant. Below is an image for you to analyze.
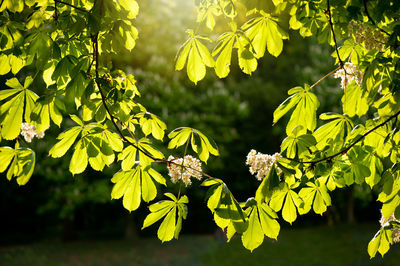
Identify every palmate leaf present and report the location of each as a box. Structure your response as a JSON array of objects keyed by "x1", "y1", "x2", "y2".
[
  {"x1": 0, "y1": 146, "x2": 35, "y2": 185},
  {"x1": 139, "y1": 113, "x2": 167, "y2": 141},
  {"x1": 168, "y1": 127, "x2": 219, "y2": 163},
  {"x1": 0, "y1": 54, "x2": 11, "y2": 75},
  {"x1": 298, "y1": 181, "x2": 331, "y2": 215},
  {"x1": 212, "y1": 22, "x2": 257, "y2": 78},
  {"x1": 0, "y1": 77, "x2": 38, "y2": 140},
  {"x1": 241, "y1": 199, "x2": 280, "y2": 251},
  {"x1": 273, "y1": 85, "x2": 319, "y2": 135},
  {"x1": 378, "y1": 171, "x2": 400, "y2": 219},
  {"x1": 242, "y1": 12, "x2": 288, "y2": 58},
  {"x1": 202, "y1": 178, "x2": 247, "y2": 233},
  {"x1": 111, "y1": 166, "x2": 166, "y2": 212},
  {"x1": 175, "y1": 30, "x2": 215, "y2": 84},
  {"x1": 142, "y1": 194, "x2": 189, "y2": 242},
  {"x1": 342, "y1": 81, "x2": 369, "y2": 117},
  {"x1": 281, "y1": 126, "x2": 316, "y2": 159},
  {"x1": 197, "y1": 3, "x2": 221, "y2": 30},
  {"x1": 363, "y1": 147, "x2": 384, "y2": 188},
  {"x1": 313, "y1": 113, "x2": 353, "y2": 151},
  {"x1": 120, "y1": 137, "x2": 164, "y2": 168},
  {"x1": 255, "y1": 166, "x2": 280, "y2": 203},
  {"x1": 30, "y1": 96, "x2": 63, "y2": 132},
  {"x1": 118, "y1": 0, "x2": 139, "y2": 19},
  {"x1": 318, "y1": 165, "x2": 345, "y2": 191},
  {"x1": 49, "y1": 126, "x2": 82, "y2": 158},
  {"x1": 0, "y1": 0, "x2": 24, "y2": 13},
  {"x1": 269, "y1": 182, "x2": 303, "y2": 224},
  {"x1": 340, "y1": 148, "x2": 371, "y2": 185},
  {"x1": 368, "y1": 228, "x2": 392, "y2": 258}
]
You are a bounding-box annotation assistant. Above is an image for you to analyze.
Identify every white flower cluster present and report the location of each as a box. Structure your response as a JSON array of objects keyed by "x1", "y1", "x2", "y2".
[
  {"x1": 246, "y1": 149, "x2": 282, "y2": 181},
  {"x1": 333, "y1": 62, "x2": 363, "y2": 89},
  {"x1": 167, "y1": 155, "x2": 202, "y2": 186},
  {"x1": 380, "y1": 211, "x2": 400, "y2": 243},
  {"x1": 20, "y1": 122, "x2": 45, "y2": 142},
  {"x1": 348, "y1": 21, "x2": 387, "y2": 51}
]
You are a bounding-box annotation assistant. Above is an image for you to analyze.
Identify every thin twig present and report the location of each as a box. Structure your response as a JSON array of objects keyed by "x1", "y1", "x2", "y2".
[
  {"x1": 327, "y1": 0, "x2": 344, "y2": 69},
  {"x1": 54, "y1": 0, "x2": 58, "y2": 20},
  {"x1": 294, "y1": 110, "x2": 400, "y2": 164},
  {"x1": 363, "y1": 0, "x2": 390, "y2": 36},
  {"x1": 55, "y1": 0, "x2": 89, "y2": 13},
  {"x1": 310, "y1": 66, "x2": 341, "y2": 89}
]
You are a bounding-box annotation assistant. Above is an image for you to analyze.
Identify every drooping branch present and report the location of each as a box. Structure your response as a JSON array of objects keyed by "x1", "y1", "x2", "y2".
[
  {"x1": 91, "y1": 33, "x2": 216, "y2": 180},
  {"x1": 297, "y1": 110, "x2": 400, "y2": 164},
  {"x1": 55, "y1": 0, "x2": 89, "y2": 13}
]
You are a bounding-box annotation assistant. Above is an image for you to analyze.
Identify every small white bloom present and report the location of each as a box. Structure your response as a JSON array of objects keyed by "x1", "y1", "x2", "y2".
[
  {"x1": 333, "y1": 62, "x2": 363, "y2": 89},
  {"x1": 20, "y1": 122, "x2": 46, "y2": 142},
  {"x1": 246, "y1": 150, "x2": 282, "y2": 181},
  {"x1": 167, "y1": 155, "x2": 202, "y2": 186}
]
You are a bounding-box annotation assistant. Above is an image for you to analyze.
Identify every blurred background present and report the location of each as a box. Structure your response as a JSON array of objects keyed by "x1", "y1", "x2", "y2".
[{"x1": 1, "y1": 0, "x2": 399, "y2": 265}]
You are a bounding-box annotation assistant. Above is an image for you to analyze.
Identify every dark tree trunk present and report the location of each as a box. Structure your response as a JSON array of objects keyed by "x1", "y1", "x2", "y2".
[
  {"x1": 61, "y1": 218, "x2": 77, "y2": 241},
  {"x1": 124, "y1": 213, "x2": 138, "y2": 240},
  {"x1": 347, "y1": 187, "x2": 355, "y2": 224}
]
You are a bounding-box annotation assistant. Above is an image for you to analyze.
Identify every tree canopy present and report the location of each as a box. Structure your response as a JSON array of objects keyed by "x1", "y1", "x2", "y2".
[{"x1": 1, "y1": 0, "x2": 400, "y2": 258}]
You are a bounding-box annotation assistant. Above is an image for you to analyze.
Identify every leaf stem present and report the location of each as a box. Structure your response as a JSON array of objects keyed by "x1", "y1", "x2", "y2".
[{"x1": 310, "y1": 66, "x2": 341, "y2": 89}]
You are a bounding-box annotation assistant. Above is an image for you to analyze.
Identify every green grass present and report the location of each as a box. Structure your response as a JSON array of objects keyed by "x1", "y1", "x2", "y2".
[{"x1": 1, "y1": 223, "x2": 399, "y2": 265}]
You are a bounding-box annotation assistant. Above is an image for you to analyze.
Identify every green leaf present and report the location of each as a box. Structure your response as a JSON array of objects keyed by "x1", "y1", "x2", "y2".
[
  {"x1": 242, "y1": 16, "x2": 286, "y2": 58},
  {"x1": 0, "y1": 54, "x2": 10, "y2": 75},
  {"x1": 0, "y1": 0, "x2": 24, "y2": 13},
  {"x1": 299, "y1": 182, "x2": 331, "y2": 215},
  {"x1": 368, "y1": 228, "x2": 393, "y2": 258},
  {"x1": 142, "y1": 201, "x2": 175, "y2": 229},
  {"x1": 274, "y1": 85, "x2": 319, "y2": 135},
  {"x1": 258, "y1": 203, "x2": 280, "y2": 239},
  {"x1": 118, "y1": 0, "x2": 139, "y2": 19},
  {"x1": 270, "y1": 183, "x2": 302, "y2": 224},
  {"x1": 0, "y1": 147, "x2": 15, "y2": 172},
  {"x1": 342, "y1": 82, "x2": 368, "y2": 117},
  {"x1": 1, "y1": 92, "x2": 24, "y2": 140},
  {"x1": 0, "y1": 147, "x2": 35, "y2": 185},
  {"x1": 281, "y1": 131, "x2": 316, "y2": 159},
  {"x1": 213, "y1": 32, "x2": 235, "y2": 78},
  {"x1": 15, "y1": 148, "x2": 36, "y2": 185},
  {"x1": 175, "y1": 32, "x2": 214, "y2": 84},
  {"x1": 9, "y1": 54, "x2": 24, "y2": 74},
  {"x1": 69, "y1": 139, "x2": 88, "y2": 175},
  {"x1": 313, "y1": 113, "x2": 353, "y2": 150},
  {"x1": 242, "y1": 206, "x2": 264, "y2": 251},
  {"x1": 157, "y1": 206, "x2": 176, "y2": 242},
  {"x1": 255, "y1": 166, "x2": 280, "y2": 202},
  {"x1": 49, "y1": 127, "x2": 82, "y2": 158},
  {"x1": 111, "y1": 166, "x2": 161, "y2": 212}
]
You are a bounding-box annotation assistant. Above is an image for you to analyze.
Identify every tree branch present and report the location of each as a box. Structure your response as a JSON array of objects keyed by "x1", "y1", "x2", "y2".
[
  {"x1": 55, "y1": 0, "x2": 89, "y2": 13},
  {"x1": 363, "y1": 0, "x2": 390, "y2": 36},
  {"x1": 297, "y1": 110, "x2": 400, "y2": 164},
  {"x1": 327, "y1": 0, "x2": 344, "y2": 69}
]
